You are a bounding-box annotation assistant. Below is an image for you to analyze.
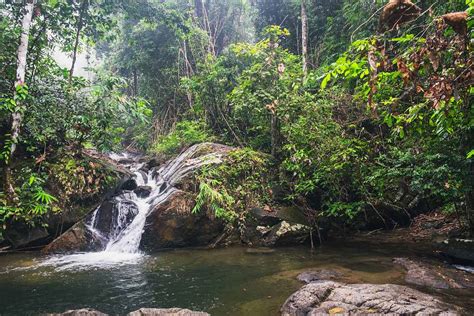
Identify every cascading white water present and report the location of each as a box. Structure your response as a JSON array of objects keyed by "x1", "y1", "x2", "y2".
[
  {"x1": 39, "y1": 144, "x2": 225, "y2": 269},
  {"x1": 101, "y1": 144, "x2": 222, "y2": 254}
]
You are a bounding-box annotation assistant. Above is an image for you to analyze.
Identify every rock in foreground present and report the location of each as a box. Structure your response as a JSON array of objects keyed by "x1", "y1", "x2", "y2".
[
  {"x1": 48, "y1": 308, "x2": 209, "y2": 316},
  {"x1": 128, "y1": 308, "x2": 209, "y2": 316},
  {"x1": 281, "y1": 280, "x2": 462, "y2": 315},
  {"x1": 47, "y1": 308, "x2": 107, "y2": 316}
]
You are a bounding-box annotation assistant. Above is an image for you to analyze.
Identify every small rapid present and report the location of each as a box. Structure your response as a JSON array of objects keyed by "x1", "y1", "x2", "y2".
[{"x1": 39, "y1": 143, "x2": 225, "y2": 270}]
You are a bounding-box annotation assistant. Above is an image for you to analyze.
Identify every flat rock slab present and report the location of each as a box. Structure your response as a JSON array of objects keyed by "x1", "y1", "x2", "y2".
[
  {"x1": 128, "y1": 308, "x2": 209, "y2": 316},
  {"x1": 48, "y1": 308, "x2": 209, "y2": 316},
  {"x1": 46, "y1": 309, "x2": 107, "y2": 316},
  {"x1": 297, "y1": 270, "x2": 344, "y2": 283},
  {"x1": 281, "y1": 281, "x2": 462, "y2": 315},
  {"x1": 394, "y1": 257, "x2": 474, "y2": 289}
]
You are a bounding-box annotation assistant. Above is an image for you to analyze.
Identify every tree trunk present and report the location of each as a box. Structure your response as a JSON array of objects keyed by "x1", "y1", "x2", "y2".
[
  {"x1": 203, "y1": 3, "x2": 216, "y2": 57},
  {"x1": 194, "y1": 0, "x2": 203, "y2": 19},
  {"x1": 69, "y1": 0, "x2": 88, "y2": 83},
  {"x1": 133, "y1": 69, "x2": 138, "y2": 97},
  {"x1": 4, "y1": 0, "x2": 35, "y2": 201},
  {"x1": 301, "y1": 0, "x2": 308, "y2": 79},
  {"x1": 270, "y1": 112, "x2": 281, "y2": 160}
]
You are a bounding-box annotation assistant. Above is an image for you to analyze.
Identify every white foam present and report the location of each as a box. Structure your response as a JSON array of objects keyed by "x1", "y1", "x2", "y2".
[{"x1": 38, "y1": 252, "x2": 146, "y2": 271}]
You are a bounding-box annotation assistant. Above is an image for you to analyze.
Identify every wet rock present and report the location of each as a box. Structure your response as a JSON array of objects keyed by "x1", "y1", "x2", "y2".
[
  {"x1": 139, "y1": 165, "x2": 150, "y2": 173},
  {"x1": 42, "y1": 221, "x2": 102, "y2": 253},
  {"x1": 393, "y1": 257, "x2": 474, "y2": 289},
  {"x1": 439, "y1": 239, "x2": 474, "y2": 264},
  {"x1": 47, "y1": 308, "x2": 108, "y2": 316},
  {"x1": 297, "y1": 270, "x2": 343, "y2": 283},
  {"x1": 121, "y1": 178, "x2": 138, "y2": 191},
  {"x1": 281, "y1": 280, "x2": 462, "y2": 315},
  {"x1": 140, "y1": 191, "x2": 224, "y2": 250},
  {"x1": 118, "y1": 158, "x2": 136, "y2": 165},
  {"x1": 134, "y1": 186, "x2": 152, "y2": 198},
  {"x1": 146, "y1": 158, "x2": 163, "y2": 169},
  {"x1": 262, "y1": 221, "x2": 310, "y2": 246},
  {"x1": 93, "y1": 199, "x2": 139, "y2": 239},
  {"x1": 4, "y1": 222, "x2": 50, "y2": 248},
  {"x1": 128, "y1": 308, "x2": 209, "y2": 316}
]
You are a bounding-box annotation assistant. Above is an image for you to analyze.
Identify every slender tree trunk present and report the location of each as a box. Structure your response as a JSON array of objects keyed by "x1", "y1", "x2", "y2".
[
  {"x1": 133, "y1": 69, "x2": 138, "y2": 97},
  {"x1": 69, "y1": 0, "x2": 88, "y2": 83},
  {"x1": 195, "y1": 0, "x2": 215, "y2": 57},
  {"x1": 203, "y1": 3, "x2": 216, "y2": 57},
  {"x1": 182, "y1": 40, "x2": 194, "y2": 109},
  {"x1": 301, "y1": 0, "x2": 308, "y2": 79},
  {"x1": 270, "y1": 112, "x2": 281, "y2": 160},
  {"x1": 4, "y1": 0, "x2": 35, "y2": 201},
  {"x1": 194, "y1": 0, "x2": 203, "y2": 19}
]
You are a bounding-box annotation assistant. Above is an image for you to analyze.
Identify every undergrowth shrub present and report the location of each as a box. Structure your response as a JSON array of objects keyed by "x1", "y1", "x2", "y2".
[
  {"x1": 192, "y1": 148, "x2": 272, "y2": 222},
  {"x1": 0, "y1": 167, "x2": 58, "y2": 237},
  {"x1": 150, "y1": 120, "x2": 212, "y2": 156}
]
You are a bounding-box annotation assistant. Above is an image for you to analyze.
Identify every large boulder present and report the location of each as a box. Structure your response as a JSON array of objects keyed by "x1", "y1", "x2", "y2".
[
  {"x1": 128, "y1": 308, "x2": 209, "y2": 316},
  {"x1": 4, "y1": 222, "x2": 50, "y2": 248},
  {"x1": 281, "y1": 280, "x2": 462, "y2": 315},
  {"x1": 140, "y1": 191, "x2": 224, "y2": 250}
]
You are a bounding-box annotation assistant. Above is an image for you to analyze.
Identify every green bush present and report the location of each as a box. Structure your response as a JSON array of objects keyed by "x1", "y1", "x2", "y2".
[
  {"x1": 193, "y1": 148, "x2": 272, "y2": 222},
  {"x1": 0, "y1": 169, "x2": 58, "y2": 237},
  {"x1": 150, "y1": 120, "x2": 212, "y2": 156}
]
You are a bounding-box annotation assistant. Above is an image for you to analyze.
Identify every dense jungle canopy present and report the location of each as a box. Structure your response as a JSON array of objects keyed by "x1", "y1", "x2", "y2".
[{"x1": 0, "y1": 0, "x2": 473, "y2": 240}]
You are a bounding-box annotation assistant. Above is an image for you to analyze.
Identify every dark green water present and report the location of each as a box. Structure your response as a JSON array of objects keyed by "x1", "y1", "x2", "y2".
[{"x1": 0, "y1": 243, "x2": 473, "y2": 315}]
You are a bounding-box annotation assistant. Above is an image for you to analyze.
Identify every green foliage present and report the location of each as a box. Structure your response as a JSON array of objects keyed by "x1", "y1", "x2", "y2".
[
  {"x1": 1, "y1": 0, "x2": 473, "y2": 237},
  {"x1": 193, "y1": 181, "x2": 236, "y2": 222},
  {"x1": 281, "y1": 90, "x2": 366, "y2": 202},
  {"x1": 227, "y1": 26, "x2": 302, "y2": 150},
  {"x1": 47, "y1": 153, "x2": 118, "y2": 202},
  {"x1": 193, "y1": 148, "x2": 272, "y2": 221},
  {"x1": 0, "y1": 170, "x2": 58, "y2": 237},
  {"x1": 362, "y1": 142, "x2": 465, "y2": 205},
  {"x1": 151, "y1": 121, "x2": 212, "y2": 156}
]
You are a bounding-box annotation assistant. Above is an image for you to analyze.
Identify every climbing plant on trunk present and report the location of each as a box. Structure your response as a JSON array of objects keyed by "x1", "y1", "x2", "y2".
[{"x1": 4, "y1": 0, "x2": 35, "y2": 203}]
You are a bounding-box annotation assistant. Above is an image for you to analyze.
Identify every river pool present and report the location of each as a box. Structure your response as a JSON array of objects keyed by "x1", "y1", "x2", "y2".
[{"x1": 0, "y1": 242, "x2": 473, "y2": 315}]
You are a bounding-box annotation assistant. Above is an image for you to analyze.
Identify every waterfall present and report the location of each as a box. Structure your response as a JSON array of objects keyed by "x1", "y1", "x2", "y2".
[
  {"x1": 87, "y1": 143, "x2": 224, "y2": 254},
  {"x1": 38, "y1": 143, "x2": 226, "y2": 270}
]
